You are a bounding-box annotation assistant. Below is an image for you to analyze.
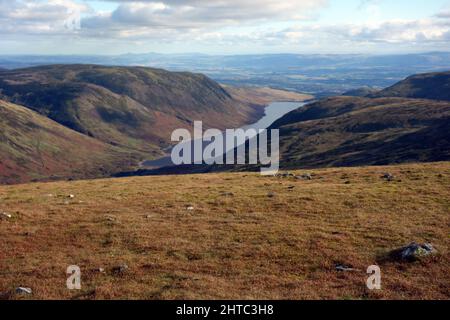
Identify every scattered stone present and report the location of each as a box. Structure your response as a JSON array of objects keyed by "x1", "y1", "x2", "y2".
[
  {"x1": 302, "y1": 173, "x2": 313, "y2": 180},
  {"x1": 391, "y1": 242, "x2": 436, "y2": 261},
  {"x1": 145, "y1": 214, "x2": 153, "y2": 219},
  {"x1": 295, "y1": 174, "x2": 313, "y2": 180},
  {"x1": 105, "y1": 215, "x2": 117, "y2": 222},
  {"x1": 335, "y1": 264, "x2": 360, "y2": 272},
  {"x1": 276, "y1": 172, "x2": 295, "y2": 178},
  {"x1": 68, "y1": 194, "x2": 75, "y2": 199},
  {"x1": 15, "y1": 287, "x2": 32, "y2": 295},
  {"x1": 186, "y1": 206, "x2": 194, "y2": 211},
  {"x1": 0, "y1": 212, "x2": 12, "y2": 219},
  {"x1": 96, "y1": 268, "x2": 105, "y2": 273},
  {"x1": 113, "y1": 264, "x2": 129, "y2": 274},
  {"x1": 382, "y1": 173, "x2": 394, "y2": 181}
]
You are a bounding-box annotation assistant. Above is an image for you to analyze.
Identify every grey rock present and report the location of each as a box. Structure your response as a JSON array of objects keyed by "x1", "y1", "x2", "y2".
[
  {"x1": 15, "y1": 287, "x2": 32, "y2": 295},
  {"x1": 0, "y1": 212, "x2": 12, "y2": 219},
  {"x1": 397, "y1": 242, "x2": 436, "y2": 261},
  {"x1": 335, "y1": 264, "x2": 360, "y2": 272},
  {"x1": 113, "y1": 264, "x2": 129, "y2": 274}
]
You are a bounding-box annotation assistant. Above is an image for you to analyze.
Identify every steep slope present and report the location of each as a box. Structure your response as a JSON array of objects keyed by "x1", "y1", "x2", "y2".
[
  {"x1": 372, "y1": 71, "x2": 450, "y2": 101},
  {"x1": 0, "y1": 65, "x2": 262, "y2": 156},
  {"x1": 0, "y1": 100, "x2": 137, "y2": 184},
  {"x1": 271, "y1": 97, "x2": 450, "y2": 168}
]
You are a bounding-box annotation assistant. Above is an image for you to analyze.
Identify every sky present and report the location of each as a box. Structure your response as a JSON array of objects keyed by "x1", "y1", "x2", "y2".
[{"x1": 1, "y1": 0, "x2": 450, "y2": 55}]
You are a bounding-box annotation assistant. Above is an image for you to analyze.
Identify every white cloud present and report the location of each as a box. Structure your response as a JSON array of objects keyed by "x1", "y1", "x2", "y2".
[
  {"x1": 0, "y1": 0, "x2": 90, "y2": 34},
  {"x1": 0, "y1": 0, "x2": 450, "y2": 53}
]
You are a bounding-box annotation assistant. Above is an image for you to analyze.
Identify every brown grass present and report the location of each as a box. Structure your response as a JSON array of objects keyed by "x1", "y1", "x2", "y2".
[
  {"x1": 226, "y1": 86, "x2": 313, "y2": 106},
  {"x1": 0, "y1": 162, "x2": 449, "y2": 300}
]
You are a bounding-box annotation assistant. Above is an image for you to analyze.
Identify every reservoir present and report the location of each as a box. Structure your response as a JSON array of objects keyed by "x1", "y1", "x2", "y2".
[{"x1": 142, "y1": 101, "x2": 307, "y2": 168}]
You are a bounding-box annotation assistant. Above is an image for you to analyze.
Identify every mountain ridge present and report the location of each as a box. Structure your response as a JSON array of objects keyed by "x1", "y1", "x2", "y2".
[{"x1": 371, "y1": 71, "x2": 450, "y2": 101}]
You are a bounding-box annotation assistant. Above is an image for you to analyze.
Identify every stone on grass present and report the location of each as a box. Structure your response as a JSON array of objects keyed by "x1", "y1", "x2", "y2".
[
  {"x1": 15, "y1": 287, "x2": 32, "y2": 295},
  {"x1": 105, "y1": 215, "x2": 116, "y2": 222},
  {"x1": 0, "y1": 212, "x2": 12, "y2": 219},
  {"x1": 186, "y1": 206, "x2": 194, "y2": 211},
  {"x1": 113, "y1": 264, "x2": 129, "y2": 274},
  {"x1": 382, "y1": 173, "x2": 394, "y2": 181},
  {"x1": 335, "y1": 264, "x2": 360, "y2": 272},
  {"x1": 302, "y1": 173, "x2": 312, "y2": 180},
  {"x1": 392, "y1": 242, "x2": 436, "y2": 261}
]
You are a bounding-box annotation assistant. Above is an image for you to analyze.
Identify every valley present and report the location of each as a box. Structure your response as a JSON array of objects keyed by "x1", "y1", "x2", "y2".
[{"x1": 0, "y1": 65, "x2": 311, "y2": 184}]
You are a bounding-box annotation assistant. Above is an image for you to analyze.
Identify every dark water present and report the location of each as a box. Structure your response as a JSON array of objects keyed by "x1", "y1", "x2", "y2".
[{"x1": 142, "y1": 101, "x2": 306, "y2": 168}]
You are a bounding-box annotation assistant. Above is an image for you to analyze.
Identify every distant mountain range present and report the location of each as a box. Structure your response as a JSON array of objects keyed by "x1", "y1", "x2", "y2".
[{"x1": 2, "y1": 52, "x2": 450, "y2": 95}]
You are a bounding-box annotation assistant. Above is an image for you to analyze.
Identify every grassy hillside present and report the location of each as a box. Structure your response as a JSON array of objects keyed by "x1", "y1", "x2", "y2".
[
  {"x1": 270, "y1": 97, "x2": 450, "y2": 169},
  {"x1": 342, "y1": 87, "x2": 380, "y2": 97},
  {"x1": 226, "y1": 86, "x2": 314, "y2": 105},
  {"x1": 0, "y1": 65, "x2": 264, "y2": 156},
  {"x1": 0, "y1": 65, "x2": 316, "y2": 184},
  {"x1": 0, "y1": 100, "x2": 137, "y2": 184},
  {"x1": 372, "y1": 71, "x2": 450, "y2": 101},
  {"x1": 0, "y1": 163, "x2": 448, "y2": 299}
]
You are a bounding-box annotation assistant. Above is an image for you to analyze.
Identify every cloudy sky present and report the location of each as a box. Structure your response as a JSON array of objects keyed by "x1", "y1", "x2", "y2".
[{"x1": 1, "y1": 0, "x2": 450, "y2": 55}]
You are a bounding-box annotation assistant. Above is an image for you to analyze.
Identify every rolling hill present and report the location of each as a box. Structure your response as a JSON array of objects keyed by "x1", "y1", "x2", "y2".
[
  {"x1": 271, "y1": 97, "x2": 450, "y2": 168},
  {"x1": 372, "y1": 71, "x2": 450, "y2": 101},
  {"x1": 0, "y1": 65, "x2": 264, "y2": 157},
  {"x1": 0, "y1": 100, "x2": 138, "y2": 184},
  {"x1": 0, "y1": 64, "x2": 313, "y2": 183},
  {"x1": 259, "y1": 71, "x2": 450, "y2": 169}
]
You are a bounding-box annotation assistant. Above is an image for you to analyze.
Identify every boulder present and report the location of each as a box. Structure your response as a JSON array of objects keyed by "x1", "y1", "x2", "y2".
[{"x1": 391, "y1": 242, "x2": 436, "y2": 261}]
